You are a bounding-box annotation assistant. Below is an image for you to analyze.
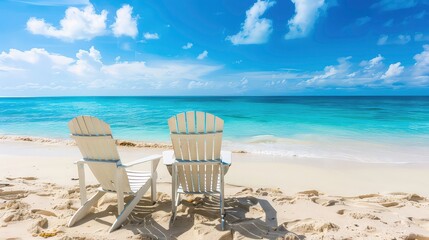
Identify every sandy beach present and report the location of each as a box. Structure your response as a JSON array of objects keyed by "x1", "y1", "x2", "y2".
[{"x1": 1, "y1": 137, "x2": 429, "y2": 239}]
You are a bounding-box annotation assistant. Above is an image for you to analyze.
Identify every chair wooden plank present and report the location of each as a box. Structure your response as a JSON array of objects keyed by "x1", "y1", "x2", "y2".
[
  {"x1": 168, "y1": 117, "x2": 178, "y2": 133},
  {"x1": 180, "y1": 137, "x2": 190, "y2": 160},
  {"x1": 205, "y1": 134, "x2": 214, "y2": 160},
  {"x1": 186, "y1": 111, "x2": 196, "y2": 133},
  {"x1": 177, "y1": 113, "x2": 187, "y2": 133},
  {"x1": 177, "y1": 166, "x2": 188, "y2": 192},
  {"x1": 196, "y1": 112, "x2": 205, "y2": 133},
  {"x1": 213, "y1": 133, "x2": 222, "y2": 160},
  {"x1": 83, "y1": 116, "x2": 96, "y2": 135},
  {"x1": 171, "y1": 135, "x2": 182, "y2": 160},
  {"x1": 198, "y1": 164, "x2": 205, "y2": 192},
  {"x1": 76, "y1": 116, "x2": 90, "y2": 135},
  {"x1": 205, "y1": 164, "x2": 212, "y2": 192},
  {"x1": 215, "y1": 117, "x2": 224, "y2": 132},
  {"x1": 196, "y1": 135, "x2": 205, "y2": 160},
  {"x1": 206, "y1": 113, "x2": 215, "y2": 133},
  {"x1": 212, "y1": 165, "x2": 219, "y2": 191},
  {"x1": 188, "y1": 135, "x2": 198, "y2": 160},
  {"x1": 68, "y1": 118, "x2": 80, "y2": 135}
]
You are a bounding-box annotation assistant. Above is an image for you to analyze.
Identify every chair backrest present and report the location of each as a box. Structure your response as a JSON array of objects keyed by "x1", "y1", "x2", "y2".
[
  {"x1": 168, "y1": 111, "x2": 224, "y2": 161},
  {"x1": 68, "y1": 116, "x2": 131, "y2": 193},
  {"x1": 168, "y1": 111, "x2": 224, "y2": 192}
]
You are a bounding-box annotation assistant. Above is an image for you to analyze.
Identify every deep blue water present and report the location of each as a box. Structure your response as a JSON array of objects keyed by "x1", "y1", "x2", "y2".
[{"x1": 1, "y1": 96, "x2": 428, "y2": 162}]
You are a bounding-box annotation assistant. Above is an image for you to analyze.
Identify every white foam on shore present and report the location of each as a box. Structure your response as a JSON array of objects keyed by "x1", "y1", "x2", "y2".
[
  {"x1": 2, "y1": 134, "x2": 428, "y2": 164},
  {"x1": 223, "y1": 134, "x2": 429, "y2": 164}
]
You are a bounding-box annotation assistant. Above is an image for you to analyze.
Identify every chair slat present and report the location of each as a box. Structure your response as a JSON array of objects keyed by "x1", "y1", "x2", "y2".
[
  {"x1": 168, "y1": 117, "x2": 178, "y2": 133},
  {"x1": 170, "y1": 135, "x2": 182, "y2": 160},
  {"x1": 206, "y1": 113, "x2": 215, "y2": 133},
  {"x1": 197, "y1": 135, "x2": 205, "y2": 160},
  {"x1": 205, "y1": 164, "x2": 212, "y2": 192},
  {"x1": 186, "y1": 111, "x2": 196, "y2": 133},
  {"x1": 179, "y1": 137, "x2": 190, "y2": 160},
  {"x1": 215, "y1": 117, "x2": 224, "y2": 132},
  {"x1": 177, "y1": 166, "x2": 188, "y2": 192},
  {"x1": 214, "y1": 133, "x2": 222, "y2": 160},
  {"x1": 177, "y1": 113, "x2": 187, "y2": 133},
  {"x1": 76, "y1": 117, "x2": 90, "y2": 135},
  {"x1": 212, "y1": 165, "x2": 219, "y2": 191},
  {"x1": 196, "y1": 111, "x2": 205, "y2": 133},
  {"x1": 205, "y1": 134, "x2": 214, "y2": 160}
]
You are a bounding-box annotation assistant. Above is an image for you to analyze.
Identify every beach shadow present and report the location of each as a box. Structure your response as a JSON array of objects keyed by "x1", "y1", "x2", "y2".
[
  {"x1": 70, "y1": 194, "x2": 304, "y2": 239},
  {"x1": 130, "y1": 195, "x2": 303, "y2": 239}
]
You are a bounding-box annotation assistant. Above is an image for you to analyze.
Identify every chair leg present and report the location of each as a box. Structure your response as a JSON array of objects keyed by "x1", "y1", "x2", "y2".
[
  {"x1": 151, "y1": 174, "x2": 157, "y2": 204},
  {"x1": 220, "y1": 192, "x2": 225, "y2": 230},
  {"x1": 68, "y1": 191, "x2": 105, "y2": 227},
  {"x1": 109, "y1": 179, "x2": 151, "y2": 232}
]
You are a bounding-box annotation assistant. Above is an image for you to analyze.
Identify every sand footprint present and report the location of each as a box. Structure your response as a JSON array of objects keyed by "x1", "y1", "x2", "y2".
[
  {"x1": 279, "y1": 218, "x2": 339, "y2": 234},
  {"x1": 0, "y1": 190, "x2": 29, "y2": 200}
]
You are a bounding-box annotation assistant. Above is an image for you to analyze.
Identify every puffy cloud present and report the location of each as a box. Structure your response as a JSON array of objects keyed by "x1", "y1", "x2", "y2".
[
  {"x1": 68, "y1": 46, "x2": 102, "y2": 75},
  {"x1": 377, "y1": 34, "x2": 411, "y2": 45},
  {"x1": 0, "y1": 48, "x2": 74, "y2": 69},
  {"x1": 381, "y1": 62, "x2": 404, "y2": 79},
  {"x1": 285, "y1": 0, "x2": 330, "y2": 40},
  {"x1": 413, "y1": 45, "x2": 429, "y2": 78},
  {"x1": 226, "y1": 0, "x2": 275, "y2": 45},
  {"x1": 26, "y1": 4, "x2": 107, "y2": 41},
  {"x1": 182, "y1": 43, "x2": 193, "y2": 49},
  {"x1": 0, "y1": 47, "x2": 222, "y2": 95},
  {"x1": 111, "y1": 4, "x2": 138, "y2": 38},
  {"x1": 143, "y1": 32, "x2": 159, "y2": 40},
  {"x1": 197, "y1": 50, "x2": 208, "y2": 60}
]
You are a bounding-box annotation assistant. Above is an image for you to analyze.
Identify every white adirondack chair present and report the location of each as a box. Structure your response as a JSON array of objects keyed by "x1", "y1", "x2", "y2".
[
  {"x1": 67, "y1": 116, "x2": 162, "y2": 232},
  {"x1": 164, "y1": 111, "x2": 232, "y2": 230}
]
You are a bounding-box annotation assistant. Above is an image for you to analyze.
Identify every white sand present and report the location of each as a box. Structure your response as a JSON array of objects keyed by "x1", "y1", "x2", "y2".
[{"x1": 1, "y1": 139, "x2": 429, "y2": 239}]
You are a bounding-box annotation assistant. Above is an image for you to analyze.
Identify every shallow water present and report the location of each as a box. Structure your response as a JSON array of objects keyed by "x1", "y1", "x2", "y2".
[{"x1": 0, "y1": 96, "x2": 428, "y2": 163}]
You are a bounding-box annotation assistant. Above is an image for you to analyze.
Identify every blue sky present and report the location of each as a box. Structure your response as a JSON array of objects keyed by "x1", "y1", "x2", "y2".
[{"x1": 0, "y1": 0, "x2": 428, "y2": 96}]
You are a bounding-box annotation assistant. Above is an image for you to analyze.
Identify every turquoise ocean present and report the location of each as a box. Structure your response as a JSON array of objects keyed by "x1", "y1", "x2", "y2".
[{"x1": 1, "y1": 96, "x2": 428, "y2": 163}]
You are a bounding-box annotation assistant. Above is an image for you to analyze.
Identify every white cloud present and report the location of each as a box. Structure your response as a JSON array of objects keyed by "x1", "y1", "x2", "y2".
[
  {"x1": 143, "y1": 32, "x2": 159, "y2": 40},
  {"x1": 413, "y1": 45, "x2": 429, "y2": 79},
  {"x1": 285, "y1": 0, "x2": 329, "y2": 40},
  {"x1": 0, "y1": 47, "x2": 222, "y2": 95},
  {"x1": 381, "y1": 62, "x2": 404, "y2": 79},
  {"x1": 68, "y1": 46, "x2": 102, "y2": 75},
  {"x1": 415, "y1": 33, "x2": 429, "y2": 42},
  {"x1": 226, "y1": 0, "x2": 275, "y2": 45},
  {"x1": 111, "y1": 4, "x2": 138, "y2": 38},
  {"x1": 26, "y1": 4, "x2": 107, "y2": 41},
  {"x1": 197, "y1": 50, "x2": 208, "y2": 60},
  {"x1": 377, "y1": 34, "x2": 411, "y2": 45},
  {"x1": 182, "y1": 43, "x2": 193, "y2": 49},
  {"x1": 377, "y1": 35, "x2": 389, "y2": 45},
  {"x1": 372, "y1": 0, "x2": 420, "y2": 11}
]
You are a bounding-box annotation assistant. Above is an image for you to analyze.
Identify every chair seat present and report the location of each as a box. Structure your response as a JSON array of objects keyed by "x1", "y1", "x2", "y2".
[{"x1": 126, "y1": 170, "x2": 152, "y2": 194}]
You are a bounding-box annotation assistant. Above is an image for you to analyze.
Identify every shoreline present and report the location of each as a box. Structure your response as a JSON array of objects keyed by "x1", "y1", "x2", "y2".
[
  {"x1": 1, "y1": 138, "x2": 428, "y2": 196},
  {"x1": 2, "y1": 134, "x2": 429, "y2": 165}
]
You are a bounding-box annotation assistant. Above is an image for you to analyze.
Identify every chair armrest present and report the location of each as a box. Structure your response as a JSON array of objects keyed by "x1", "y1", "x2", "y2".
[
  {"x1": 221, "y1": 151, "x2": 232, "y2": 166},
  {"x1": 163, "y1": 150, "x2": 175, "y2": 165},
  {"x1": 120, "y1": 154, "x2": 162, "y2": 168}
]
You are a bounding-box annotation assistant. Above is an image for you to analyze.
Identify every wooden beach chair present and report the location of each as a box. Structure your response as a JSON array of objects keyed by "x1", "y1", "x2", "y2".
[
  {"x1": 67, "y1": 116, "x2": 161, "y2": 232},
  {"x1": 163, "y1": 111, "x2": 232, "y2": 230}
]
